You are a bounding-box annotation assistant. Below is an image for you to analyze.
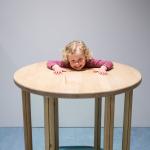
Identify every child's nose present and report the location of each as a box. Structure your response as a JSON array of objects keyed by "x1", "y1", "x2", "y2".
[{"x1": 75, "y1": 62, "x2": 80, "y2": 67}]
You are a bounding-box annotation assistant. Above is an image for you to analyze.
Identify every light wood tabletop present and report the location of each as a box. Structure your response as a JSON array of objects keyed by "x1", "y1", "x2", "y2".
[{"x1": 14, "y1": 61, "x2": 141, "y2": 98}]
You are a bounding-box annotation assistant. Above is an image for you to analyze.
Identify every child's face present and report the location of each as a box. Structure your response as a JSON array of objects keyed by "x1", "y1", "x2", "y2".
[{"x1": 68, "y1": 52, "x2": 86, "y2": 70}]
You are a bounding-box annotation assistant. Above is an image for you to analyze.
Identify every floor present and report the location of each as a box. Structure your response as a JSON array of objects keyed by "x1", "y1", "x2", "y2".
[{"x1": 0, "y1": 127, "x2": 150, "y2": 150}]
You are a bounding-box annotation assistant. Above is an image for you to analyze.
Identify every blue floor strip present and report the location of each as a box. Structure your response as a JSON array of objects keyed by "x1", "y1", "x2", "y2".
[{"x1": 0, "y1": 127, "x2": 150, "y2": 150}]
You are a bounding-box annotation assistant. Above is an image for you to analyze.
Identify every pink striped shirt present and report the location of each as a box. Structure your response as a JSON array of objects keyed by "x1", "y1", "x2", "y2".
[{"x1": 47, "y1": 58, "x2": 113, "y2": 70}]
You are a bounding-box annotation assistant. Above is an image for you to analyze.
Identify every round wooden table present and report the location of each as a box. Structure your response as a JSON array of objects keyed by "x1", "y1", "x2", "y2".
[{"x1": 14, "y1": 61, "x2": 142, "y2": 150}]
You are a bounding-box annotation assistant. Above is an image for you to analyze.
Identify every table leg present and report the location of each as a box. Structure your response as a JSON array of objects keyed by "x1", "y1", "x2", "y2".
[
  {"x1": 104, "y1": 95, "x2": 115, "y2": 150},
  {"x1": 44, "y1": 97, "x2": 59, "y2": 150},
  {"x1": 22, "y1": 90, "x2": 33, "y2": 150},
  {"x1": 94, "y1": 97, "x2": 102, "y2": 150},
  {"x1": 122, "y1": 90, "x2": 133, "y2": 150}
]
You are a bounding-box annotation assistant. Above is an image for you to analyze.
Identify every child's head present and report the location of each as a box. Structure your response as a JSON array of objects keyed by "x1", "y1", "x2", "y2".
[{"x1": 62, "y1": 40, "x2": 92, "y2": 70}]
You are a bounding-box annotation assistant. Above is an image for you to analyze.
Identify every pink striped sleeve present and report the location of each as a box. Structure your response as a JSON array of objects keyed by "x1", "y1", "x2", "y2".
[
  {"x1": 47, "y1": 60, "x2": 69, "y2": 69},
  {"x1": 86, "y1": 59, "x2": 113, "y2": 70}
]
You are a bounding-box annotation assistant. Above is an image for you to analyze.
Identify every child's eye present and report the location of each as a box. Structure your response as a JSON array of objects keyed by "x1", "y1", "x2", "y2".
[{"x1": 79, "y1": 58, "x2": 83, "y2": 62}]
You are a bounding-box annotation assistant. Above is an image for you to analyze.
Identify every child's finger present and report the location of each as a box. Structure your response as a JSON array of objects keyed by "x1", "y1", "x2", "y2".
[
  {"x1": 62, "y1": 68, "x2": 67, "y2": 72},
  {"x1": 54, "y1": 70, "x2": 61, "y2": 75},
  {"x1": 99, "y1": 71, "x2": 107, "y2": 75},
  {"x1": 93, "y1": 68, "x2": 99, "y2": 72}
]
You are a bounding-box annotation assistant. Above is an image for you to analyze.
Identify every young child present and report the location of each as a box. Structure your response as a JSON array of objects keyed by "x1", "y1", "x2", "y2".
[{"x1": 47, "y1": 40, "x2": 113, "y2": 75}]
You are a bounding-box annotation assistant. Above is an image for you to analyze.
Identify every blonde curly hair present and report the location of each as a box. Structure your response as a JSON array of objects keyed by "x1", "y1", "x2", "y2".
[{"x1": 62, "y1": 40, "x2": 92, "y2": 63}]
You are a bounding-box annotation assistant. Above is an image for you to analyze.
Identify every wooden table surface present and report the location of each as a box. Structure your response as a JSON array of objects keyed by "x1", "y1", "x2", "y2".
[{"x1": 14, "y1": 61, "x2": 142, "y2": 98}]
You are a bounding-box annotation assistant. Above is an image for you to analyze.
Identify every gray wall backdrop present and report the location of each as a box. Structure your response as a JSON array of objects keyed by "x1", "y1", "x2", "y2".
[{"x1": 0, "y1": 0, "x2": 150, "y2": 127}]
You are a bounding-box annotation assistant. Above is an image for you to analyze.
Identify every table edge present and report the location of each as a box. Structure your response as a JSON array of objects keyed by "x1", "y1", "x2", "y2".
[{"x1": 13, "y1": 77, "x2": 142, "y2": 98}]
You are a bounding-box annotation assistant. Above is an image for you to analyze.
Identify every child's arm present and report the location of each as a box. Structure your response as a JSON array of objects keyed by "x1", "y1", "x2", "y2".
[
  {"x1": 93, "y1": 65, "x2": 108, "y2": 75},
  {"x1": 52, "y1": 64, "x2": 67, "y2": 74},
  {"x1": 86, "y1": 59, "x2": 113, "y2": 75},
  {"x1": 47, "y1": 60, "x2": 67, "y2": 74}
]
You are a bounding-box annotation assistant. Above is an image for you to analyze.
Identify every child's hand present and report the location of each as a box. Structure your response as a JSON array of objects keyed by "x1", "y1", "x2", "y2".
[
  {"x1": 52, "y1": 64, "x2": 67, "y2": 75},
  {"x1": 93, "y1": 65, "x2": 107, "y2": 75}
]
